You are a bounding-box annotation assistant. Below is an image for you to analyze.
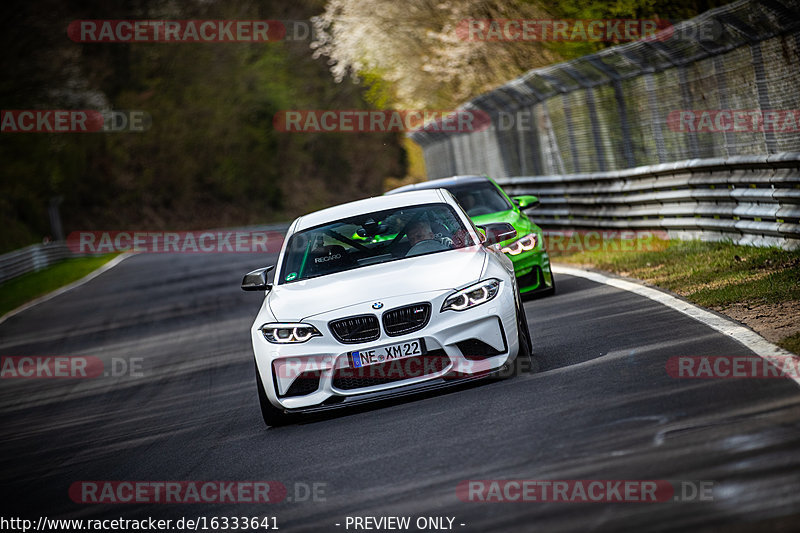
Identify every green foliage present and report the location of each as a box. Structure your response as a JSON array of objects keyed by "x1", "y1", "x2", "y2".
[
  {"x1": 0, "y1": 0, "x2": 405, "y2": 252},
  {"x1": 536, "y1": 0, "x2": 738, "y2": 59},
  {"x1": 0, "y1": 0, "x2": 744, "y2": 253},
  {"x1": 360, "y1": 69, "x2": 395, "y2": 109}
]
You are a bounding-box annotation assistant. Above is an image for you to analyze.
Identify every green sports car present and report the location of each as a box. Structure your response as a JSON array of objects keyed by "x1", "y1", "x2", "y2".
[{"x1": 386, "y1": 175, "x2": 555, "y2": 296}]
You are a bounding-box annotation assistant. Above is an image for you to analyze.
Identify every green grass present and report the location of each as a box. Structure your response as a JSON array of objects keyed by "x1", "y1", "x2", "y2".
[
  {"x1": 550, "y1": 238, "x2": 800, "y2": 308},
  {"x1": 778, "y1": 332, "x2": 800, "y2": 355},
  {"x1": 0, "y1": 254, "x2": 118, "y2": 317}
]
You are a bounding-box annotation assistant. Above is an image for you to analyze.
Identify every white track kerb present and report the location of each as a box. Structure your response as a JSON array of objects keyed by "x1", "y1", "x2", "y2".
[
  {"x1": 552, "y1": 264, "x2": 800, "y2": 387},
  {"x1": 0, "y1": 253, "x2": 131, "y2": 326}
]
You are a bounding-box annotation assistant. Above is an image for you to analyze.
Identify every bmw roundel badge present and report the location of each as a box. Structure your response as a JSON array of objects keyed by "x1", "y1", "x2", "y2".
[{"x1": 372, "y1": 302, "x2": 384, "y2": 309}]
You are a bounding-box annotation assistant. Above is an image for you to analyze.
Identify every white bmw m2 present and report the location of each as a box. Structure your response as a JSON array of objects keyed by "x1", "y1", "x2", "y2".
[{"x1": 242, "y1": 189, "x2": 533, "y2": 426}]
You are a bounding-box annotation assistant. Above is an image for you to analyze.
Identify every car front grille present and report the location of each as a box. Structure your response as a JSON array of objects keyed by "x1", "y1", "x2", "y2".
[
  {"x1": 332, "y1": 350, "x2": 449, "y2": 390},
  {"x1": 382, "y1": 303, "x2": 431, "y2": 336},
  {"x1": 328, "y1": 314, "x2": 380, "y2": 344}
]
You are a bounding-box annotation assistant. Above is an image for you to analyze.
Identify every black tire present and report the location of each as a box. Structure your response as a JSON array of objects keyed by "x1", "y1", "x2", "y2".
[
  {"x1": 255, "y1": 362, "x2": 293, "y2": 427},
  {"x1": 516, "y1": 298, "x2": 539, "y2": 374},
  {"x1": 497, "y1": 296, "x2": 536, "y2": 379},
  {"x1": 516, "y1": 294, "x2": 533, "y2": 353}
]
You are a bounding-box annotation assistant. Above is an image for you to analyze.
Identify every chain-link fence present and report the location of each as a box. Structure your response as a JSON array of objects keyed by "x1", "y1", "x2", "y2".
[
  {"x1": 408, "y1": 0, "x2": 800, "y2": 247},
  {"x1": 411, "y1": 0, "x2": 800, "y2": 248}
]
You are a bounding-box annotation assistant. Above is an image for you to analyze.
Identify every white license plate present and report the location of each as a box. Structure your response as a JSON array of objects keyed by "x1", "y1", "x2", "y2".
[{"x1": 349, "y1": 339, "x2": 424, "y2": 368}]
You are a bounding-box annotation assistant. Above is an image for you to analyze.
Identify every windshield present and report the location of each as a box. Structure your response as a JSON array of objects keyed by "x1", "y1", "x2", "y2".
[
  {"x1": 444, "y1": 182, "x2": 513, "y2": 217},
  {"x1": 279, "y1": 203, "x2": 475, "y2": 283}
]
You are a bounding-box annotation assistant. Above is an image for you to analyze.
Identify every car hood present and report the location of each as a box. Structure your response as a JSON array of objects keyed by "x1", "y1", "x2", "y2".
[{"x1": 267, "y1": 247, "x2": 487, "y2": 321}]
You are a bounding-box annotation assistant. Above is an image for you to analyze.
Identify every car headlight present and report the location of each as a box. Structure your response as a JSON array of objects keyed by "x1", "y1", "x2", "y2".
[
  {"x1": 441, "y1": 279, "x2": 500, "y2": 312},
  {"x1": 260, "y1": 323, "x2": 322, "y2": 343},
  {"x1": 500, "y1": 233, "x2": 538, "y2": 255}
]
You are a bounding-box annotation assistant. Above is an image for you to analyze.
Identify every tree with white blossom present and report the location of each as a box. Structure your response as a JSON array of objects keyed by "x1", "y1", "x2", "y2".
[{"x1": 311, "y1": 0, "x2": 560, "y2": 109}]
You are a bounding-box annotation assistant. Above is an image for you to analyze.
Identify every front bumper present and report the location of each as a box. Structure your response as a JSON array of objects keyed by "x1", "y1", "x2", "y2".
[
  {"x1": 509, "y1": 249, "x2": 554, "y2": 294},
  {"x1": 252, "y1": 285, "x2": 520, "y2": 411}
]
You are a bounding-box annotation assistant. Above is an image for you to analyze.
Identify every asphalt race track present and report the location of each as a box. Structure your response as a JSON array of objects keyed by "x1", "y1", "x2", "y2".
[{"x1": 1, "y1": 251, "x2": 799, "y2": 532}]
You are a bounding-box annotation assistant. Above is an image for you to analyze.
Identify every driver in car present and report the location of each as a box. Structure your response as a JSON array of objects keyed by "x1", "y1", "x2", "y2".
[
  {"x1": 406, "y1": 220, "x2": 435, "y2": 246},
  {"x1": 405, "y1": 219, "x2": 455, "y2": 257}
]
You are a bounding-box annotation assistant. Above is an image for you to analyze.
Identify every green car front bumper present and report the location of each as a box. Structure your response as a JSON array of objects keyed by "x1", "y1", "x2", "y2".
[{"x1": 508, "y1": 246, "x2": 554, "y2": 295}]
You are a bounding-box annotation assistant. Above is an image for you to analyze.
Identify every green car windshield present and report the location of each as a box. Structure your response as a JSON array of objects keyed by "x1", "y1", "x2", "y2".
[
  {"x1": 444, "y1": 182, "x2": 513, "y2": 217},
  {"x1": 279, "y1": 203, "x2": 475, "y2": 284}
]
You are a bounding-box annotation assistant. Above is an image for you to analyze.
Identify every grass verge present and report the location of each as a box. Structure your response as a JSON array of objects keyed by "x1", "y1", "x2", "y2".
[
  {"x1": 549, "y1": 237, "x2": 800, "y2": 353},
  {"x1": 778, "y1": 333, "x2": 800, "y2": 355},
  {"x1": 0, "y1": 254, "x2": 119, "y2": 318}
]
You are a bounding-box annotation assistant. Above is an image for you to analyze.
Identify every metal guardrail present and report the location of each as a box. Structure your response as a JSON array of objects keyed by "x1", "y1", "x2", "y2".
[
  {"x1": 0, "y1": 242, "x2": 74, "y2": 285},
  {"x1": 496, "y1": 154, "x2": 800, "y2": 249}
]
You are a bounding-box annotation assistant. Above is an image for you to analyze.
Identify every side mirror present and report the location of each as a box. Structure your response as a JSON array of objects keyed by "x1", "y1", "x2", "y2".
[
  {"x1": 241, "y1": 265, "x2": 275, "y2": 292},
  {"x1": 512, "y1": 195, "x2": 539, "y2": 210},
  {"x1": 478, "y1": 223, "x2": 516, "y2": 245}
]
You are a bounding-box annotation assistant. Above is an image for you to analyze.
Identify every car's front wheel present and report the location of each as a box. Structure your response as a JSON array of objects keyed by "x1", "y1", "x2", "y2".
[
  {"x1": 498, "y1": 297, "x2": 537, "y2": 378},
  {"x1": 255, "y1": 362, "x2": 293, "y2": 427}
]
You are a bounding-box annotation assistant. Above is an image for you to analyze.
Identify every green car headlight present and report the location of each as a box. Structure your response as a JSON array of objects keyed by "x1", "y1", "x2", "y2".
[
  {"x1": 441, "y1": 279, "x2": 500, "y2": 312},
  {"x1": 260, "y1": 323, "x2": 322, "y2": 343},
  {"x1": 501, "y1": 233, "x2": 538, "y2": 255}
]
